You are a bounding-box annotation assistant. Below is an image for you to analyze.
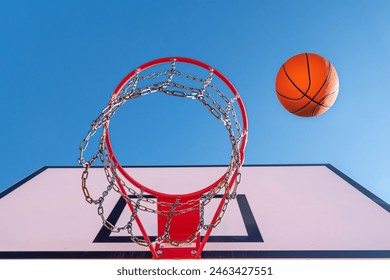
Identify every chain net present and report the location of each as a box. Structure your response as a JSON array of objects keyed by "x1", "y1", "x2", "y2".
[{"x1": 78, "y1": 58, "x2": 247, "y2": 247}]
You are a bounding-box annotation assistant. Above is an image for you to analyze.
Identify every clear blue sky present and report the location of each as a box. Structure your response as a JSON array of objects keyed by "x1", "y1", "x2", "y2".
[{"x1": 1, "y1": 0, "x2": 389, "y2": 203}]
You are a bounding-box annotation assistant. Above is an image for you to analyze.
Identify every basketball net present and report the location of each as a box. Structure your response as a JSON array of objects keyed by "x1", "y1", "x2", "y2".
[{"x1": 78, "y1": 57, "x2": 248, "y2": 258}]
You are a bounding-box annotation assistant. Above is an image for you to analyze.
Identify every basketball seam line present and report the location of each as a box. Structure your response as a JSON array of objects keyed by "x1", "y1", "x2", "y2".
[
  {"x1": 277, "y1": 54, "x2": 334, "y2": 115},
  {"x1": 278, "y1": 53, "x2": 311, "y2": 101},
  {"x1": 288, "y1": 55, "x2": 331, "y2": 114}
]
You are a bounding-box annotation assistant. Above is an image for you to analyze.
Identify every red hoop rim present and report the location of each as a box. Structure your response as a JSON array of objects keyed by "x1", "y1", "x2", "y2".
[{"x1": 104, "y1": 57, "x2": 248, "y2": 199}]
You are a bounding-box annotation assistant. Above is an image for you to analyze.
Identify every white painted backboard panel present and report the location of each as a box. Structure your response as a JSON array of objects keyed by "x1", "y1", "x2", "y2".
[{"x1": 1, "y1": 165, "x2": 389, "y2": 258}]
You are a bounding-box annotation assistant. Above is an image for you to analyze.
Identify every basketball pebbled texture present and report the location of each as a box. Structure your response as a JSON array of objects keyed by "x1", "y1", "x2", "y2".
[{"x1": 275, "y1": 53, "x2": 339, "y2": 117}]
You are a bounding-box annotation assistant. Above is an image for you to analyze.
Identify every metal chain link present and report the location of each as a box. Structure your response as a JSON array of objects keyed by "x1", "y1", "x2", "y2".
[{"x1": 79, "y1": 58, "x2": 247, "y2": 247}]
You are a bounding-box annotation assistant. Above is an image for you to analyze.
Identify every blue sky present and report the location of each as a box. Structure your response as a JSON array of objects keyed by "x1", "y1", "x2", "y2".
[{"x1": 1, "y1": 0, "x2": 389, "y2": 203}]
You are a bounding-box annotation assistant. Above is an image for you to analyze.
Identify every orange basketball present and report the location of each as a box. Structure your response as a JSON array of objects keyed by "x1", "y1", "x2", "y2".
[{"x1": 275, "y1": 53, "x2": 339, "y2": 117}]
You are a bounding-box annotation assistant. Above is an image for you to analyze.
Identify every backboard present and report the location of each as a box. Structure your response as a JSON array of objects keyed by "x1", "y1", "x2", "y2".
[{"x1": 1, "y1": 164, "x2": 390, "y2": 259}]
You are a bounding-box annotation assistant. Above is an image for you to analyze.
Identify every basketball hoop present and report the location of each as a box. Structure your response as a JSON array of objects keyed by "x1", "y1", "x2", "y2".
[{"x1": 78, "y1": 57, "x2": 248, "y2": 259}]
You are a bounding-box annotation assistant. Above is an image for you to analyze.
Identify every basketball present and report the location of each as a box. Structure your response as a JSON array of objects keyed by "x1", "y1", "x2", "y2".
[{"x1": 275, "y1": 53, "x2": 339, "y2": 117}]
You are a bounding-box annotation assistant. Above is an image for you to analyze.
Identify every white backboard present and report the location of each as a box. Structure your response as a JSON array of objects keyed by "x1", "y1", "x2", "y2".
[{"x1": 1, "y1": 164, "x2": 389, "y2": 258}]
